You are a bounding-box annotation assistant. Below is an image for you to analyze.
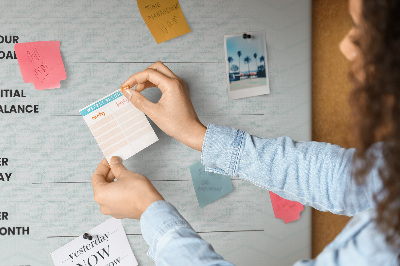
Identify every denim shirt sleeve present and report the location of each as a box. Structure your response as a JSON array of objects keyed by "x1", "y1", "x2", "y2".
[
  {"x1": 201, "y1": 124, "x2": 382, "y2": 216},
  {"x1": 140, "y1": 200, "x2": 235, "y2": 266}
]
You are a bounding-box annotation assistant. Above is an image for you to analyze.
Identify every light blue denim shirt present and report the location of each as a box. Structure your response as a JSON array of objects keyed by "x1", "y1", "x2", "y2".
[{"x1": 140, "y1": 124, "x2": 399, "y2": 265}]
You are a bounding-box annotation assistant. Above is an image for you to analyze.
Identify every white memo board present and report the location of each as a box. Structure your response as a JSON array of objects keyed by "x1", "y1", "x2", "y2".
[{"x1": 0, "y1": 0, "x2": 311, "y2": 265}]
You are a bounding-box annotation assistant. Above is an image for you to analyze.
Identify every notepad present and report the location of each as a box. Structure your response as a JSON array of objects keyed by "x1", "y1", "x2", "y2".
[
  {"x1": 137, "y1": 0, "x2": 191, "y2": 44},
  {"x1": 189, "y1": 161, "x2": 234, "y2": 207},
  {"x1": 80, "y1": 90, "x2": 158, "y2": 162},
  {"x1": 14, "y1": 41, "x2": 67, "y2": 90},
  {"x1": 269, "y1": 191, "x2": 304, "y2": 224}
]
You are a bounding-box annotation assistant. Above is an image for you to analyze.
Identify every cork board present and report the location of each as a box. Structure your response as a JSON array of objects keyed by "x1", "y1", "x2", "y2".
[{"x1": 312, "y1": 0, "x2": 353, "y2": 257}]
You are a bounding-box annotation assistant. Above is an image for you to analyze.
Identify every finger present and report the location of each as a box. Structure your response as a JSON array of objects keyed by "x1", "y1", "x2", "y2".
[
  {"x1": 122, "y1": 89, "x2": 159, "y2": 116},
  {"x1": 91, "y1": 159, "x2": 110, "y2": 190},
  {"x1": 135, "y1": 81, "x2": 156, "y2": 92},
  {"x1": 121, "y1": 68, "x2": 174, "y2": 93},
  {"x1": 147, "y1": 61, "x2": 178, "y2": 79},
  {"x1": 121, "y1": 81, "x2": 155, "y2": 93},
  {"x1": 109, "y1": 156, "x2": 130, "y2": 178},
  {"x1": 105, "y1": 169, "x2": 116, "y2": 183}
]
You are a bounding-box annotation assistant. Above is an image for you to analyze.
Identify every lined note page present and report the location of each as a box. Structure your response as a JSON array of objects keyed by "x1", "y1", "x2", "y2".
[{"x1": 80, "y1": 90, "x2": 158, "y2": 162}]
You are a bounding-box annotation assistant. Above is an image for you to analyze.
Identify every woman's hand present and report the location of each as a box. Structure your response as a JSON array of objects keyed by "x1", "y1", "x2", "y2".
[
  {"x1": 120, "y1": 61, "x2": 206, "y2": 152},
  {"x1": 91, "y1": 157, "x2": 164, "y2": 220}
]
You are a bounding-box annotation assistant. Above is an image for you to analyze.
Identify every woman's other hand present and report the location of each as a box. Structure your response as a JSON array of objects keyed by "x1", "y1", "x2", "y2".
[{"x1": 91, "y1": 157, "x2": 164, "y2": 219}]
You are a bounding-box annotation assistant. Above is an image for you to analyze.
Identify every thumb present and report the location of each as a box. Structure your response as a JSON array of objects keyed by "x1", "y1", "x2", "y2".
[
  {"x1": 122, "y1": 89, "x2": 156, "y2": 115},
  {"x1": 109, "y1": 156, "x2": 129, "y2": 178},
  {"x1": 92, "y1": 159, "x2": 111, "y2": 190}
]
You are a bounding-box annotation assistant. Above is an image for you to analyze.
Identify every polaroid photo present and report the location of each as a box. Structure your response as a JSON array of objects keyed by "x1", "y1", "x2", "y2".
[{"x1": 224, "y1": 31, "x2": 270, "y2": 100}]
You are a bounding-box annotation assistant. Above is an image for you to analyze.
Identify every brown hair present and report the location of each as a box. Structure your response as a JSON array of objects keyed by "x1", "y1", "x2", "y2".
[{"x1": 350, "y1": 0, "x2": 400, "y2": 252}]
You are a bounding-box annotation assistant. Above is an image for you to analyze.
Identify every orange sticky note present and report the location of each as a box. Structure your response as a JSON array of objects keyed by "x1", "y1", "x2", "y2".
[
  {"x1": 137, "y1": 0, "x2": 191, "y2": 44},
  {"x1": 14, "y1": 41, "x2": 67, "y2": 90},
  {"x1": 269, "y1": 191, "x2": 304, "y2": 224}
]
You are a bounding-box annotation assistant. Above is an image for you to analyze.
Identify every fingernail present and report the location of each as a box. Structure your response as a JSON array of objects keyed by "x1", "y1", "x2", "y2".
[
  {"x1": 110, "y1": 156, "x2": 122, "y2": 165},
  {"x1": 123, "y1": 89, "x2": 133, "y2": 100}
]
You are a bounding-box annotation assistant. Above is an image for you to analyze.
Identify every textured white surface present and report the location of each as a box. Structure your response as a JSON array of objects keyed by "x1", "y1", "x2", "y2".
[{"x1": 0, "y1": 0, "x2": 311, "y2": 265}]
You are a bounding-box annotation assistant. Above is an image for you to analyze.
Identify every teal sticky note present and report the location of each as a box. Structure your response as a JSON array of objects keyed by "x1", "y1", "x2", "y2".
[{"x1": 189, "y1": 161, "x2": 234, "y2": 208}]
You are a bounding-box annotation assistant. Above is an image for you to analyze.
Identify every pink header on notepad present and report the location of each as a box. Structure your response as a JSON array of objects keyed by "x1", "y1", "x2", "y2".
[
  {"x1": 14, "y1": 41, "x2": 67, "y2": 90},
  {"x1": 269, "y1": 191, "x2": 304, "y2": 224}
]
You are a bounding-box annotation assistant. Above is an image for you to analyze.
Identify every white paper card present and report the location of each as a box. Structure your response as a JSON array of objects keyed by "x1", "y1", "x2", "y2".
[
  {"x1": 51, "y1": 218, "x2": 138, "y2": 266},
  {"x1": 79, "y1": 89, "x2": 158, "y2": 162}
]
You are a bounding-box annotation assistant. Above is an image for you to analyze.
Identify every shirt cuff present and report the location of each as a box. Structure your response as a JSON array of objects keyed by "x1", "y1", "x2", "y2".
[
  {"x1": 201, "y1": 124, "x2": 245, "y2": 176},
  {"x1": 140, "y1": 200, "x2": 193, "y2": 260}
]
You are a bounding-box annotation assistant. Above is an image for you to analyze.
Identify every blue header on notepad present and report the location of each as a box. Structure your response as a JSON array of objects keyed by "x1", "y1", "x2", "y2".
[{"x1": 80, "y1": 91, "x2": 123, "y2": 116}]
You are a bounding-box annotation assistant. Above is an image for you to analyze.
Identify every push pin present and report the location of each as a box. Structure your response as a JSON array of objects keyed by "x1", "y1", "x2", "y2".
[
  {"x1": 242, "y1": 33, "x2": 252, "y2": 39},
  {"x1": 83, "y1": 233, "x2": 93, "y2": 240}
]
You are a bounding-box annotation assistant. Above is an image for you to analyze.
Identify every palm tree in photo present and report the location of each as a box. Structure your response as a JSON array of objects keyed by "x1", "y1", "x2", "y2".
[
  {"x1": 237, "y1": 51, "x2": 242, "y2": 77},
  {"x1": 244, "y1": 56, "x2": 251, "y2": 78},
  {"x1": 253, "y1": 53, "x2": 258, "y2": 71},
  {"x1": 260, "y1": 55, "x2": 265, "y2": 71},
  {"x1": 227, "y1": 56, "x2": 233, "y2": 73},
  {"x1": 231, "y1": 64, "x2": 239, "y2": 73}
]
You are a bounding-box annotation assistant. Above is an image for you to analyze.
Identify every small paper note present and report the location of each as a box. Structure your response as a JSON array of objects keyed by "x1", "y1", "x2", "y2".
[
  {"x1": 189, "y1": 161, "x2": 233, "y2": 208},
  {"x1": 137, "y1": 0, "x2": 191, "y2": 44},
  {"x1": 51, "y1": 218, "x2": 138, "y2": 266},
  {"x1": 14, "y1": 41, "x2": 67, "y2": 90},
  {"x1": 269, "y1": 191, "x2": 304, "y2": 224},
  {"x1": 80, "y1": 90, "x2": 158, "y2": 163}
]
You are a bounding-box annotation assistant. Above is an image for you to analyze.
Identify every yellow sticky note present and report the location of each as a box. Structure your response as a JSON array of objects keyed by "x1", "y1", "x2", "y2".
[{"x1": 137, "y1": 0, "x2": 191, "y2": 44}]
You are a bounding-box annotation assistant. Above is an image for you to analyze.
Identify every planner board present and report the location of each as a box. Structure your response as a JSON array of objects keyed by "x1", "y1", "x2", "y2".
[{"x1": 0, "y1": 0, "x2": 312, "y2": 265}]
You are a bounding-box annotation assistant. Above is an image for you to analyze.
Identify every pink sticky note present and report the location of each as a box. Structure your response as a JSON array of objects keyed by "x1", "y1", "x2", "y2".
[
  {"x1": 14, "y1": 41, "x2": 67, "y2": 90},
  {"x1": 269, "y1": 191, "x2": 304, "y2": 224}
]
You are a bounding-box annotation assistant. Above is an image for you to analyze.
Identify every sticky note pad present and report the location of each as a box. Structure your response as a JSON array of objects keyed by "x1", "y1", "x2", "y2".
[
  {"x1": 137, "y1": 0, "x2": 191, "y2": 44},
  {"x1": 51, "y1": 218, "x2": 138, "y2": 266},
  {"x1": 80, "y1": 90, "x2": 158, "y2": 162},
  {"x1": 14, "y1": 41, "x2": 67, "y2": 90},
  {"x1": 269, "y1": 191, "x2": 304, "y2": 224},
  {"x1": 189, "y1": 161, "x2": 233, "y2": 208}
]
